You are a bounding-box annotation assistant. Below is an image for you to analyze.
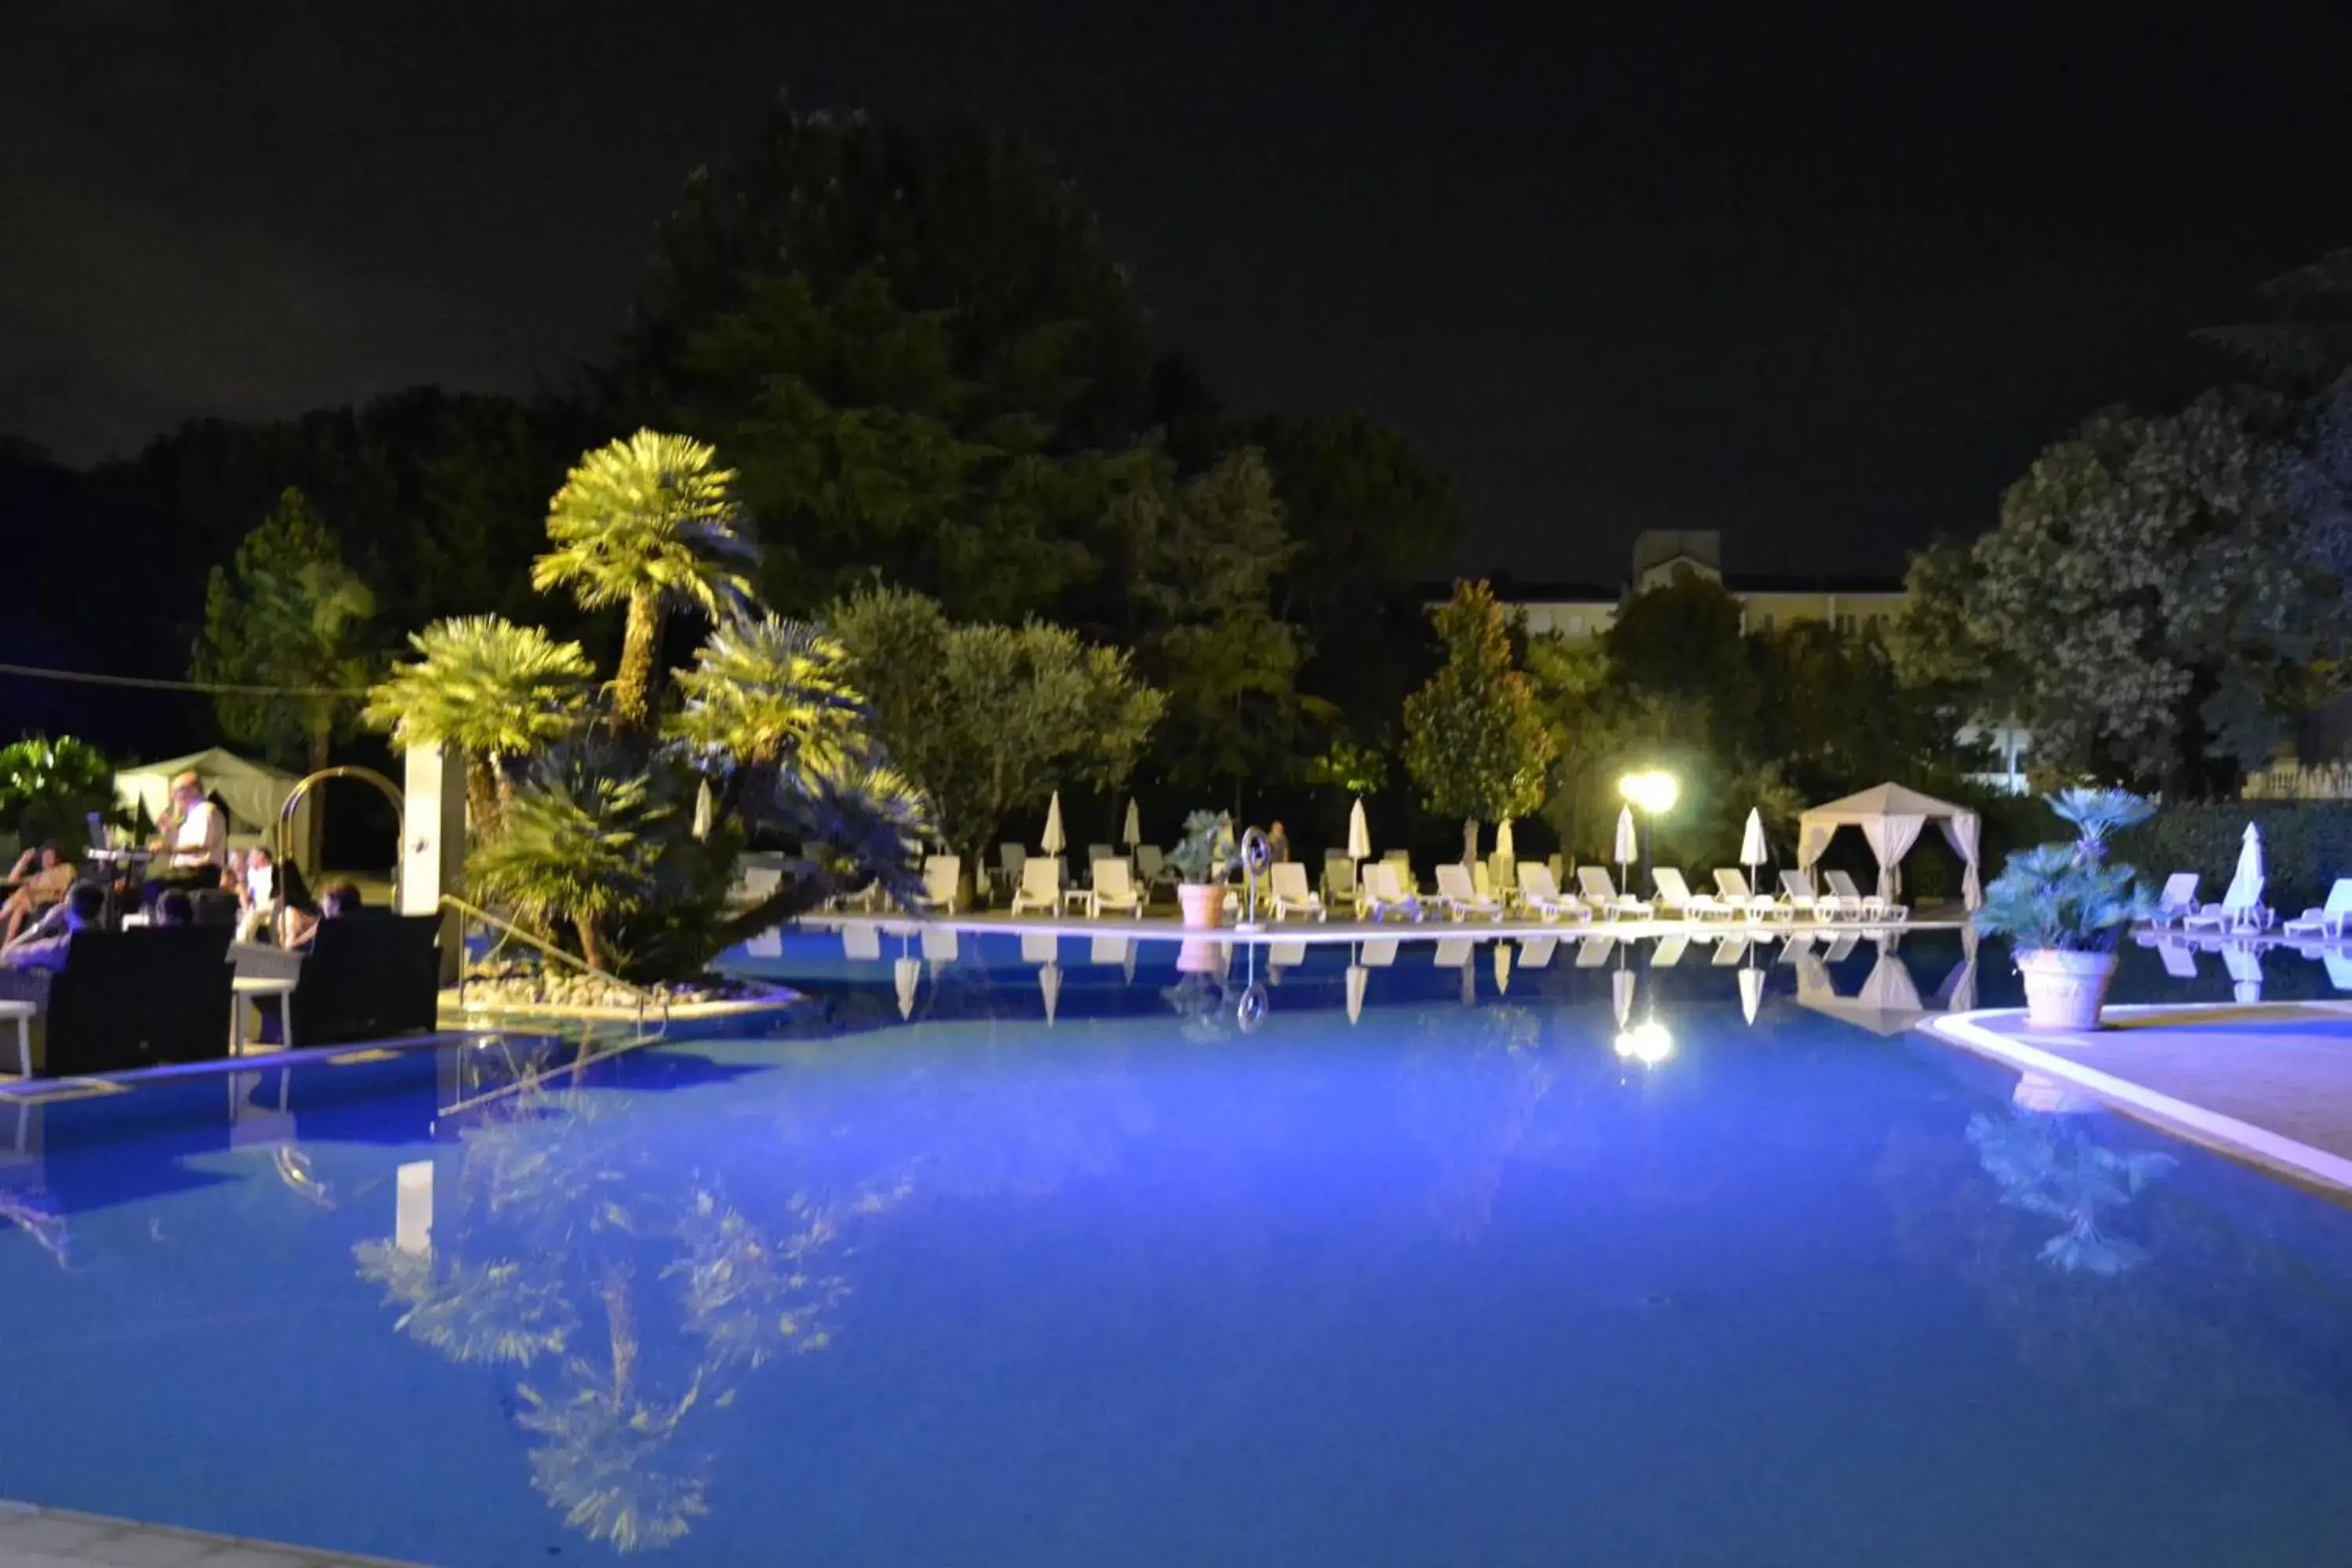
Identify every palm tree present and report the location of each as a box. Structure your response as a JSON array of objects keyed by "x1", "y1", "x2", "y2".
[
  {"x1": 534, "y1": 430, "x2": 757, "y2": 730},
  {"x1": 667, "y1": 613, "x2": 867, "y2": 771},
  {"x1": 466, "y1": 763, "x2": 666, "y2": 973},
  {"x1": 363, "y1": 615, "x2": 594, "y2": 830}
]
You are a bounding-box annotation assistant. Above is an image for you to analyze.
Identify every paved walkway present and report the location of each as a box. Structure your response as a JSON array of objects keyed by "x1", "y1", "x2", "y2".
[
  {"x1": 0, "y1": 1504, "x2": 419, "y2": 1567},
  {"x1": 1925, "y1": 1002, "x2": 2352, "y2": 1193},
  {"x1": 805, "y1": 909, "x2": 1963, "y2": 946}
]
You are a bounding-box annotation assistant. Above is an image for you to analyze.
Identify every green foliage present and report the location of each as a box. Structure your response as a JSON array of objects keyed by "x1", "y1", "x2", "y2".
[
  {"x1": 1601, "y1": 568, "x2": 1756, "y2": 742},
  {"x1": 1225, "y1": 412, "x2": 1461, "y2": 724},
  {"x1": 666, "y1": 613, "x2": 866, "y2": 770},
  {"x1": 0, "y1": 736, "x2": 114, "y2": 855},
  {"x1": 827, "y1": 585, "x2": 1162, "y2": 869},
  {"x1": 1116, "y1": 448, "x2": 1323, "y2": 799},
  {"x1": 2195, "y1": 248, "x2": 2352, "y2": 394},
  {"x1": 468, "y1": 750, "x2": 670, "y2": 972},
  {"x1": 1974, "y1": 792, "x2": 2157, "y2": 953},
  {"x1": 365, "y1": 616, "x2": 595, "y2": 760},
  {"x1": 535, "y1": 430, "x2": 758, "y2": 727},
  {"x1": 364, "y1": 616, "x2": 596, "y2": 825},
  {"x1": 667, "y1": 270, "x2": 1148, "y2": 621},
  {"x1": 191, "y1": 486, "x2": 377, "y2": 771},
  {"x1": 623, "y1": 107, "x2": 1160, "y2": 622},
  {"x1": 1303, "y1": 729, "x2": 1391, "y2": 797},
  {"x1": 768, "y1": 752, "x2": 935, "y2": 911},
  {"x1": 2114, "y1": 801, "x2": 2352, "y2": 917},
  {"x1": 1403, "y1": 582, "x2": 1556, "y2": 855},
  {"x1": 1167, "y1": 809, "x2": 1237, "y2": 886},
  {"x1": 1901, "y1": 397, "x2": 2344, "y2": 793}
]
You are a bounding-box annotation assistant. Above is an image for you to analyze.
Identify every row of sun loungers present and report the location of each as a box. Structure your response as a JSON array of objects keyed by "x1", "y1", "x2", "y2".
[{"x1": 815, "y1": 849, "x2": 1927, "y2": 927}]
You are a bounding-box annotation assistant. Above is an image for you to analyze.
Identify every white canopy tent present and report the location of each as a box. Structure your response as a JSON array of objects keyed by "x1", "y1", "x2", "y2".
[
  {"x1": 114, "y1": 747, "x2": 313, "y2": 858},
  {"x1": 1796, "y1": 781, "x2": 1982, "y2": 910}
]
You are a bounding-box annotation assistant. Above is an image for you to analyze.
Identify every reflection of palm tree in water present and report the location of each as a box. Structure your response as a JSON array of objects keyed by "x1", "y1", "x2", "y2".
[
  {"x1": 354, "y1": 1082, "x2": 891, "y2": 1553},
  {"x1": 1966, "y1": 1109, "x2": 2175, "y2": 1276}
]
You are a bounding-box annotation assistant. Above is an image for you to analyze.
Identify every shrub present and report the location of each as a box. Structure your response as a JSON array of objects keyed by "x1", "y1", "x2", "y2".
[{"x1": 2116, "y1": 801, "x2": 2352, "y2": 916}]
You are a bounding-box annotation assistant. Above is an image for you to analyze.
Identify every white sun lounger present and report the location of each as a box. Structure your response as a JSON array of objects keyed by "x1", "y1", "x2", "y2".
[
  {"x1": 1270, "y1": 861, "x2": 1327, "y2": 922},
  {"x1": 1824, "y1": 869, "x2": 1907, "y2": 924},
  {"x1": 1361, "y1": 861, "x2": 1424, "y2": 921},
  {"x1": 1653, "y1": 867, "x2": 1734, "y2": 921},
  {"x1": 1008, "y1": 858, "x2": 1062, "y2": 916},
  {"x1": 2181, "y1": 880, "x2": 2269, "y2": 935},
  {"x1": 2281, "y1": 878, "x2": 2352, "y2": 941},
  {"x1": 1713, "y1": 868, "x2": 1788, "y2": 922},
  {"x1": 1576, "y1": 867, "x2": 1653, "y2": 921},
  {"x1": 1434, "y1": 862, "x2": 1506, "y2": 920},
  {"x1": 909, "y1": 854, "x2": 961, "y2": 915},
  {"x1": 1514, "y1": 862, "x2": 1590, "y2": 923},
  {"x1": 2145, "y1": 872, "x2": 2199, "y2": 928},
  {"x1": 1090, "y1": 858, "x2": 1145, "y2": 918}
]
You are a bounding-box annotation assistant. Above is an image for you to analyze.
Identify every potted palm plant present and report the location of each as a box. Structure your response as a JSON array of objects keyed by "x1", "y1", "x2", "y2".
[
  {"x1": 1168, "y1": 809, "x2": 1236, "y2": 930},
  {"x1": 1975, "y1": 789, "x2": 2156, "y2": 1031}
]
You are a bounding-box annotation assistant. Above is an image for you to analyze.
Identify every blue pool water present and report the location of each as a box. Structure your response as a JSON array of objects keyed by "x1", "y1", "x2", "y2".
[{"x1": 2, "y1": 929, "x2": 2351, "y2": 1566}]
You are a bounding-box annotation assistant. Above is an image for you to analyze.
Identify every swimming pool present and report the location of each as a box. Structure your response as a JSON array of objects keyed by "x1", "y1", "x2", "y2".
[{"x1": 1, "y1": 929, "x2": 2350, "y2": 1565}]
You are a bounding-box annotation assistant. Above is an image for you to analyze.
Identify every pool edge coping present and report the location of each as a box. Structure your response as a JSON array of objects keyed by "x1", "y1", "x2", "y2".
[{"x1": 1922, "y1": 1005, "x2": 2352, "y2": 1196}]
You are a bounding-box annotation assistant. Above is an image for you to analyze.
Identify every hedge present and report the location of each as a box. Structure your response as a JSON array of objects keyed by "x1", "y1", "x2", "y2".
[{"x1": 2111, "y1": 802, "x2": 2352, "y2": 916}]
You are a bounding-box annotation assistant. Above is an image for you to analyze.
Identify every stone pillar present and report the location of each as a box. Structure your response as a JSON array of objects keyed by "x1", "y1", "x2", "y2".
[{"x1": 401, "y1": 744, "x2": 467, "y2": 984}]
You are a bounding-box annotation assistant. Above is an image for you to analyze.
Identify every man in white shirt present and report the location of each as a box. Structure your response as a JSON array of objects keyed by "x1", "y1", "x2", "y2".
[{"x1": 144, "y1": 770, "x2": 226, "y2": 907}]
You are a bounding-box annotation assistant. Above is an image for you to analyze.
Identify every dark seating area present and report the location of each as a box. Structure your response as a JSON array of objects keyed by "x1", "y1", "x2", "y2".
[
  {"x1": 268, "y1": 913, "x2": 441, "y2": 1049},
  {"x1": 20, "y1": 927, "x2": 237, "y2": 1076}
]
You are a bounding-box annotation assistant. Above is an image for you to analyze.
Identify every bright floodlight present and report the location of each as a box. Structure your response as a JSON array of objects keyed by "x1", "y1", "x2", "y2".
[
  {"x1": 1613, "y1": 1019, "x2": 1674, "y2": 1067},
  {"x1": 1618, "y1": 770, "x2": 1679, "y2": 815}
]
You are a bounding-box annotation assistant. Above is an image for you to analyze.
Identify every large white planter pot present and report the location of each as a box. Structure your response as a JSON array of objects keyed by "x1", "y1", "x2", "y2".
[
  {"x1": 2017, "y1": 948, "x2": 2118, "y2": 1031},
  {"x1": 1178, "y1": 884, "x2": 1225, "y2": 930}
]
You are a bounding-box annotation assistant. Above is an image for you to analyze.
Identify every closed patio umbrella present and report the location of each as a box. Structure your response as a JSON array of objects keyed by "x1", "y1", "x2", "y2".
[
  {"x1": 1740, "y1": 808, "x2": 1768, "y2": 879},
  {"x1": 1348, "y1": 797, "x2": 1371, "y2": 862},
  {"x1": 1738, "y1": 964, "x2": 1765, "y2": 1025},
  {"x1": 1042, "y1": 792, "x2": 1067, "y2": 856},
  {"x1": 1496, "y1": 818, "x2": 1515, "y2": 862},
  {"x1": 2223, "y1": 822, "x2": 2263, "y2": 919},
  {"x1": 1122, "y1": 797, "x2": 1142, "y2": 849},
  {"x1": 1494, "y1": 940, "x2": 1512, "y2": 996},
  {"x1": 1345, "y1": 960, "x2": 1369, "y2": 1024},
  {"x1": 1613, "y1": 805, "x2": 1638, "y2": 884},
  {"x1": 1612, "y1": 967, "x2": 1637, "y2": 1028}
]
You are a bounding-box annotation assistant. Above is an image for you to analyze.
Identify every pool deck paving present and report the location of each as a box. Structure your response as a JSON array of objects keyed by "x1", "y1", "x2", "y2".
[
  {"x1": 0, "y1": 1504, "x2": 421, "y2": 1568},
  {"x1": 803, "y1": 907, "x2": 1964, "y2": 945},
  {"x1": 1925, "y1": 1001, "x2": 2352, "y2": 1195}
]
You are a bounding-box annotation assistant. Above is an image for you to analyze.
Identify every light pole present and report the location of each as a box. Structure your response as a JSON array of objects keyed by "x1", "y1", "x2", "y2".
[{"x1": 1617, "y1": 769, "x2": 1679, "y2": 897}]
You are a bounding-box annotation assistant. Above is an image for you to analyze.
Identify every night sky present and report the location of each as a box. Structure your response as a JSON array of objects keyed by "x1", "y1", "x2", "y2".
[{"x1": 6, "y1": 1, "x2": 2349, "y2": 583}]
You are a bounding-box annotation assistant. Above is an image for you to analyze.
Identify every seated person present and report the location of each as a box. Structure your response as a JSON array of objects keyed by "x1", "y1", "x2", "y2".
[
  {"x1": 287, "y1": 876, "x2": 358, "y2": 949},
  {"x1": 142, "y1": 771, "x2": 226, "y2": 907},
  {"x1": 2, "y1": 845, "x2": 77, "y2": 945},
  {"x1": 154, "y1": 889, "x2": 196, "y2": 927},
  {"x1": 1, "y1": 882, "x2": 105, "y2": 973}
]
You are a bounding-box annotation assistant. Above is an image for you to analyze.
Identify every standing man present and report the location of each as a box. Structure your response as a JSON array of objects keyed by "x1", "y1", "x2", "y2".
[{"x1": 145, "y1": 769, "x2": 227, "y2": 908}]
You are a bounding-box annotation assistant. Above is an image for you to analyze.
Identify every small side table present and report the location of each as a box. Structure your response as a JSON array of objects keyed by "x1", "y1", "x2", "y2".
[
  {"x1": 1061, "y1": 888, "x2": 1095, "y2": 917},
  {"x1": 231, "y1": 977, "x2": 297, "y2": 1054},
  {"x1": 0, "y1": 998, "x2": 33, "y2": 1078}
]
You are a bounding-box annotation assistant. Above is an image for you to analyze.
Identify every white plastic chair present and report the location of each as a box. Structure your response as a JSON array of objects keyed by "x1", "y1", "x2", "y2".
[{"x1": 1270, "y1": 862, "x2": 1327, "y2": 922}]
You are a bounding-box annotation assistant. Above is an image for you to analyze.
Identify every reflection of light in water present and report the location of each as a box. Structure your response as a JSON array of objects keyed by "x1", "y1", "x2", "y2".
[{"x1": 1613, "y1": 1019, "x2": 1673, "y2": 1067}]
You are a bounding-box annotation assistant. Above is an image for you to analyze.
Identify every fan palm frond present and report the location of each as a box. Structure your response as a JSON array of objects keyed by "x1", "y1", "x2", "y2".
[{"x1": 667, "y1": 614, "x2": 868, "y2": 769}]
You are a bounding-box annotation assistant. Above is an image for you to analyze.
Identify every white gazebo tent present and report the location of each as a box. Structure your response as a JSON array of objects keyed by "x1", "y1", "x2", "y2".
[
  {"x1": 1796, "y1": 782, "x2": 1982, "y2": 910},
  {"x1": 114, "y1": 747, "x2": 312, "y2": 858}
]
